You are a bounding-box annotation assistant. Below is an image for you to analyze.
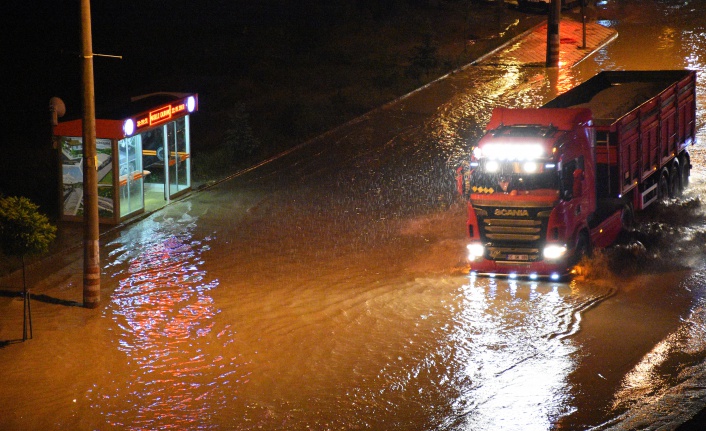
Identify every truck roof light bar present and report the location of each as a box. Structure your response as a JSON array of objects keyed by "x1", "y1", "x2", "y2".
[
  {"x1": 490, "y1": 125, "x2": 558, "y2": 138},
  {"x1": 481, "y1": 143, "x2": 546, "y2": 161}
]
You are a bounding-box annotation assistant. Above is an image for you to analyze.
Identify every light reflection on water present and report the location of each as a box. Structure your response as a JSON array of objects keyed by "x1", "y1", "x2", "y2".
[
  {"x1": 410, "y1": 276, "x2": 617, "y2": 431},
  {"x1": 587, "y1": 273, "x2": 706, "y2": 431},
  {"x1": 98, "y1": 217, "x2": 246, "y2": 430}
]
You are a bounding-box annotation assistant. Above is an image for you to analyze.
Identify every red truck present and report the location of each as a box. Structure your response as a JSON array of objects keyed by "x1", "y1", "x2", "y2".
[{"x1": 456, "y1": 70, "x2": 697, "y2": 280}]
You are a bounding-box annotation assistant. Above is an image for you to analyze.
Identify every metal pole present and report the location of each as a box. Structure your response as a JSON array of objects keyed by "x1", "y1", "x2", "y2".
[
  {"x1": 546, "y1": 0, "x2": 561, "y2": 67},
  {"x1": 27, "y1": 290, "x2": 32, "y2": 340},
  {"x1": 21, "y1": 257, "x2": 32, "y2": 340},
  {"x1": 81, "y1": 0, "x2": 100, "y2": 308},
  {"x1": 581, "y1": 0, "x2": 587, "y2": 48},
  {"x1": 22, "y1": 257, "x2": 27, "y2": 341}
]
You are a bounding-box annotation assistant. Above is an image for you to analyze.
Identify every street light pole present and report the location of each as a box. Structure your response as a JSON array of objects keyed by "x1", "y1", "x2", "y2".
[
  {"x1": 581, "y1": 0, "x2": 587, "y2": 49},
  {"x1": 81, "y1": 0, "x2": 100, "y2": 308},
  {"x1": 546, "y1": 0, "x2": 561, "y2": 67}
]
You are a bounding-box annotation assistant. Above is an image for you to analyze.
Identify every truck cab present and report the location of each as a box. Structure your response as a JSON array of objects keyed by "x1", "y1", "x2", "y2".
[{"x1": 458, "y1": 108, "x2": 596, "y2": 280}]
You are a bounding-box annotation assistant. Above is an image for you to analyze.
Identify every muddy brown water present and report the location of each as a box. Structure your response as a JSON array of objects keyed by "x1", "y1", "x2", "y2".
[{"x1": 2, "y1": 1, "x2": 706, "y2": 429}]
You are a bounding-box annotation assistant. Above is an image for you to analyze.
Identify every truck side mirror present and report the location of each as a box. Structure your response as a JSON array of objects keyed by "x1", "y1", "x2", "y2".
[
  {"x1": 573, "y1": 168, "x2": 584, "y2": 198},
  {"x1": 456, "y1": 162, "x2": 471, "y2": 199}
]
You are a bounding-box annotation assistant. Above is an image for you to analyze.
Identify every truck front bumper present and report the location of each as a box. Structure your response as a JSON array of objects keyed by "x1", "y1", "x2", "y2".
[{"x1": 469, "y1": 259, "x2": 571, "y2": 281}]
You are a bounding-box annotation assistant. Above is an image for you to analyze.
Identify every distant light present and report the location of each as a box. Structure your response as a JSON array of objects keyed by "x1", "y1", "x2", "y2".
[
  {"x1": 489, "y1": 273, "x2": 496, "y2": 278},
  {"x1": 509, "y1": 273, "x2": 517, "y2": 279},
  {"x1": 550, "y1": 273, "x2": 560, "y2": 281},
  {"x1": 529, "y1": 273, "x2": 538, "y2": 280},
  {"x1": 123, "y1": 118, "x2": 135, "y2": 136},
  {"x1": 187, "y1": 96, "x2": 196, "y2": 113},
  {"x1": 545, "y1": 163, "x2": 556, "y2": 169}
]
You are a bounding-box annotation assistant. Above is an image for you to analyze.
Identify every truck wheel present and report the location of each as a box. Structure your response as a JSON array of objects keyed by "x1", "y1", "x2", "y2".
[
  {"x1": 668, "y1": 166, "x2": 681, "y2": 197},
  {"x1": 573, "y1": 232, "x2": 591, "y2": 266},
  {"x1": 621, "y1": 203, "x2": 634, "y2": 230}
]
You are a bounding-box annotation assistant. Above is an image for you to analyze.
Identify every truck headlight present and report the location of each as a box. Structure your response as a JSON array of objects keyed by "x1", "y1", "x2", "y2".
[
  {"x1": 543, "y1": 244, "x2": 567, "y2": 260},
  {"x1": 523, "y1": 161, "x2": 539, "y2": 173},
  {"x1": 485, "y1": 160, "x2": 500, "y2": 173},
  {"x1": 467, "y1": 243, "x2": 485, "y2": 261}
]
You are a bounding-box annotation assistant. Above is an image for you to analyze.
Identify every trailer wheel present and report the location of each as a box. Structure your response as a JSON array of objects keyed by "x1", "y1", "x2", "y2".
[
  {"x1": 668, "y1": 166, "x2": 681, "y2": 197},
  {"x1": 680, "y1": 156, "x2": 691, "y2": 189},
  {"x1": 658, "y1": 172, "x2": 670, "y2": 200}
]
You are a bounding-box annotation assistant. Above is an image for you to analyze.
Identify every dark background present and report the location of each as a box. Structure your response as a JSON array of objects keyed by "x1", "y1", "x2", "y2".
[{"x1": 1, "y1": 0, "x2": 537, "y2": 215}]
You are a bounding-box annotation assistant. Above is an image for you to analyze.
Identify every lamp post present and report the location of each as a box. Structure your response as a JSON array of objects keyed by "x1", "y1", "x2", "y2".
[
  {"x1": 546, "y1": 0, "x2": 561, "y2": 67},
  {"x1": 81, "y1": 0, "x2": 100, "y2": 308},
  {"x1": 581, "y1": 0, "x2": 587, "y2": 49}
]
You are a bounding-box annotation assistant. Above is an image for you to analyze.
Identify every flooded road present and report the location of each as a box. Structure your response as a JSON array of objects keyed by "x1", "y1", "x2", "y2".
[{"x1": 2, "y1": 0, "x2": 706, "y2": 429}]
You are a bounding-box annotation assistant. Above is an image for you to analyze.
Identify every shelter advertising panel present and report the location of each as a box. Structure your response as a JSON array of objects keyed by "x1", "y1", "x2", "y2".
[{"x1": 60, "y1": 137, "x2": 115, "y2": 220}]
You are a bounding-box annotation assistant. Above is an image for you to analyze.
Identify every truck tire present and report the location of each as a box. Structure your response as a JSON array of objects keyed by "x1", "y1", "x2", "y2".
[
  {"x1": 658, "y1": 172, "x2": 670, "y2": 200},
  {"x1": 572, "y1": 231, "x2": 591, "y2": 266},
  {"x1": 621, "y1": 203, "x2": 634, "y2": 230},
  {"x1": 669, "y1": 166, "x2": 681, "y2": 197},
  {"x1": 680, "y1": 155, "x2": 691, "y2": 189}
]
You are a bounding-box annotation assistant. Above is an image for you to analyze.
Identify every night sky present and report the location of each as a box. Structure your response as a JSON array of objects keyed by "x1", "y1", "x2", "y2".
[
  {"x1": 5, "y1": 1, "x2": 194, "y2": 134},
  {"x1": 3, "y1": 1, "x2": 352, "y2": 137},
  {"x1": 1, "y1": 0, "x2": 421, "y2": 206},
  {"x1": 3, "y1": 1, "x2": 270, "y2": 138},
  {"x1": 2, "y1": 0, "x2": 265, "y2": 205}
]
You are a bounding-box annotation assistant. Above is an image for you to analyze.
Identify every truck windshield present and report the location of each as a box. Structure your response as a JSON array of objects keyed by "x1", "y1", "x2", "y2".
[{"x1": 469, "y1": 160, "x2": 558, "y2": 194}]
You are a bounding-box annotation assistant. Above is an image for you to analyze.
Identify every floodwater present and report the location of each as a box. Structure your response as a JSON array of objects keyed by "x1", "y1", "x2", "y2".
[{"x1": 2, "y1": 0, "x2": 706, "y2": 429}]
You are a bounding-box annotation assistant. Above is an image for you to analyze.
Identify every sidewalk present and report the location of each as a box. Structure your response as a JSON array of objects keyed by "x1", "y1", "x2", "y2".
[
  {"x1": 0, "y1": 17, "x2": 618, "y2": 302},
  {"x1": 477, "y1": 17, "x2": 618, "y2": 67}
]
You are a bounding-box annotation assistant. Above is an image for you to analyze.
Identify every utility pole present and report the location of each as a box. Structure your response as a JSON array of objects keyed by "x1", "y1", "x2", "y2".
[
  {"x1": 580, "y1": 0, "x2": 587, "y2": 49},
  {"x1": 81, "y1": 0, "x2": 100, "y2": 308},
  {"x1": 546, "y1": 0, "x2": 561, "y2": 67}
]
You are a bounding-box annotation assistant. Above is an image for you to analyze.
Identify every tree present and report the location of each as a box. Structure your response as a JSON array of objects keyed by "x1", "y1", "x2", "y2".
[
  {"x1": 223, "y1": 103, "x2": 261, "y2": 165},
  {"x1": 407, "y1": 33, "x2": 439, "y2": 79},
  {"x1": 0, "y1": 196, "x2": 57, "y2": 341}
]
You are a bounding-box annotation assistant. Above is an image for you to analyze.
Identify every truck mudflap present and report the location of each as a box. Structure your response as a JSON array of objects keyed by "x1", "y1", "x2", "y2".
[{"x1": 589, "y1": 209, "x2": 623, "y2": 248}]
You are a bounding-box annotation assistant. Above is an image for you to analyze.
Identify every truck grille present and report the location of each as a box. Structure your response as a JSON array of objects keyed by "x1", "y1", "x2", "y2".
[
  {"x1": 483, "y1": 219, "x2": 542, "y2": 241},
  {"x1": 474, "y1": 206, "x2": 552, "y2": 262}
]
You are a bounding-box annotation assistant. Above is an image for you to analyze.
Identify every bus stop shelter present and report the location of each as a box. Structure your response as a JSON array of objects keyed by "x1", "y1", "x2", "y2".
[{"x1": 53, "y1": 93, "x2": 198, "y2": 224}]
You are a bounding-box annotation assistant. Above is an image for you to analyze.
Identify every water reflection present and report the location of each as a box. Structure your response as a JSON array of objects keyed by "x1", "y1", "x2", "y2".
[
  {"x1": 439, "y1": 276, "x2": 610, "y2": 430},
  {"x1": 656, "y1": 27, "x2": 678, "y2": 52},
  {"x1": 588, "y1": 273, "x2": 706, "y2": 430},
  {"x1": 95, "y1": 216, "x2": 244, "y2": 430}
]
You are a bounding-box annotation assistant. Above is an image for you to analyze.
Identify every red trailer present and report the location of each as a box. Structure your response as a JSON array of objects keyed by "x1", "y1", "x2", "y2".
[{"x1": 544, "y1": 70, "x2": 697, "y2": 212}]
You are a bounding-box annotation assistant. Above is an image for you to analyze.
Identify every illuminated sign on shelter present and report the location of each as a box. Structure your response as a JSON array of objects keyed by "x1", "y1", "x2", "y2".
[{"x1": 128, "y1": 95, "x2": 198, "y2": 135}]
